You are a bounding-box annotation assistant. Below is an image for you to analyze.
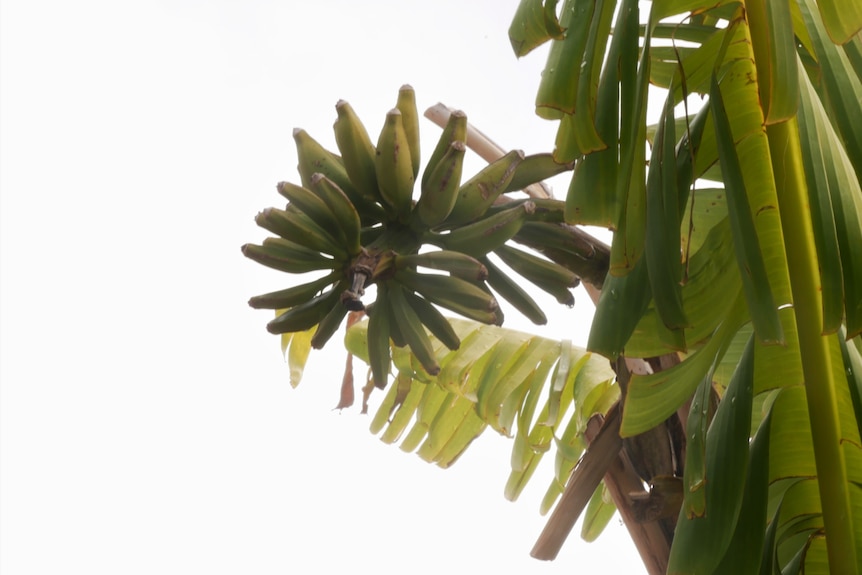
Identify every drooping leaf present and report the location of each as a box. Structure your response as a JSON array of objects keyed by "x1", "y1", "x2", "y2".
[
  {"x1": 508, "y1": 0, "x2": 564, "y2": 57},
  {"x1": 747, "y1": 0, "x2": 798, "y2": 124},
  {"x1": 710, "y1": 71, "x2": 785, "y2": 345},
  {"x1": 667, "y1": 334, "x2": 756, "y2": 574}
]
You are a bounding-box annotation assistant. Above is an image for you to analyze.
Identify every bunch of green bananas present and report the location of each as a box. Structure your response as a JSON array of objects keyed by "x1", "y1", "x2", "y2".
[{"x1": 243, "y1": 85, "x2": 579, "y2": 388}]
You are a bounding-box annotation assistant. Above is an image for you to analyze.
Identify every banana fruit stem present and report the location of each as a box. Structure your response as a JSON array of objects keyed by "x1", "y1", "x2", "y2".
[{"x1": 769, "y1": 118, "x2": 858, "y2": 574}]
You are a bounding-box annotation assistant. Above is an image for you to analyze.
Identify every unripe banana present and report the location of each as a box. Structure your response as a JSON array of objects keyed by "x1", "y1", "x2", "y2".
[
  {"x1": 241, "y1": 239, "x2": 339, "y2": 274},
  {"x1": 401, "y1": 289, "x2": 461, "y2": 351},
  {"x1": 481, "y1": 256, "x2": 548, "y2": 325},
  {"x1": 375, "y1": 108, "x2": 415, "y2": 220},
  {"x1": 310, "y1": 300, "x2": 349, "y2": 349},
  {"x1": 255, "y1": 207, "x2": 346, "y2": 259},
  {"x1": 389, "y1": 282, "x2": 440, "y2": 375},
  {"x1": 501, "y1": 153, "x2": 574, "y2": 195},
  {"x1": 495, "y1": 244, "x2": 578, "y2": 306},
  {"x1": 433, "y1": 201, "x2": 533, "y2": 256},
  {"x1": 444, "y1": 149, "x2": 525, "y2": 227},
  {"x1": 414, "y1": 140, "x2": 466, "y2": 228},
  {"x1": 276, "y1": 181, "x2": 346, "y2": 246},
  {"x1": 309, "y1": 173, "x2": 362, "y2": 257},
  {"x1": 367, "y1": 282, "x2": 393, "y2": 389},
  {"x1": 395, "y1": 84, "x2": 421, "y2": 180},
  {"x1": 333, "y1": 100, "x2": 381, "y2": 205},
  {"x1": 294, "y1": 129, "x2": 385, "y2": 224},
  {"x1": 422, "y1": 110, "x2": 467, "y2": 191},
  {"x1": 266, "y1": 282, "x2": 346, "y2": 334},
  {"x1": 248, "y1": 271, "x2": 341, "y2": 309},
  {"x1": 394, "y1": 250, "x2": 488, "y2": 282},
  {"x1": 394, "y1": 267, "x2": 499, "y2": 317},
  {"x1": 293, "y1": 128, "x2": 353, "y2": 194}
]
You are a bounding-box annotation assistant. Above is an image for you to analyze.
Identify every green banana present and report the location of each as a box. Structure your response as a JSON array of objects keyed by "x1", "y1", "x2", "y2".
[
  {"x1": 293, "y1": 128, "x2": 354, "y2": 195},
  {"x1": 394, "y1": 267, "x2": 499, "y2": 320},
  {"x1": 414, "y1": 140, "x2": 467, "y2": 228},
  {"x1": 308, "y1": 173, "x2": 362, "y2": 257},
  {"x1": 294, "y1": 128, "x2": 384, "y2": 223},
  {"x1": 333, "y1": 100, "x2": 381, "y2": 205},
  {"x1": 394, "y1": 250, "x2": 488, "y2": 282},
  {"x1": 402, "y1": 289, "x2": 461, "y2": 351},
  {"x1": 501, "y1": 153, "x2": 574, "y2": 195},
  {"x1": 422, "y1": 109, "x2": 467, "y2": 191},
  {"x1": 241, "y1": 239, "x2": 339, "y2": 274},
  {"x1": 375, "y1": 108, "x2": 415, "y2": 219},
  {"x1": 266, "y1": 282, "x2": 345, "y2": 334},
  {"x1": 276, "y1": 181, "x2": 346, "y2": 246},
  {"x1": 248, "y1": 271, "x2": 341, "y2": 309},
  {"x1": 494, "y1": 244, "x2": 578, "y2": 306},
  {"x1": 481, "y1": 256, "x2": 548, "y2": 325},
  {"x1": 367, "y1": 282, "x2": 393, "y2": 388},
  {"x1": 255, "y1": 207, "x2": 346, "y2": 259},
  {"x1": 389, "y1": 282, "x2": 440, "y2": 375},
  {"x1": 310, "y1": 300, "x2": 349, "y2": 349},
  {"x1": 433, "y1": 201, "x2": 533, "y2": 256},
  {"x1": 395, "y1": 84, "x2": 421, "y2": 180},
  {"x1": 444, "y1": 149, "x2": 525, "y2": 227}
]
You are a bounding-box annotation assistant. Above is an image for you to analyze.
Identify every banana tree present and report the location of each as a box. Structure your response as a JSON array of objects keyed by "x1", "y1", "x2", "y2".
[{"x1": 244, "y1": 0, "x2": 862, "y2": 573}]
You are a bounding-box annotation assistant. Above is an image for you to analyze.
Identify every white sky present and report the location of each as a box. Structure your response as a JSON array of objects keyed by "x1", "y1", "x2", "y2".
[{"x1": 1, "y1": 1, "x2": 645, "y2": 572}]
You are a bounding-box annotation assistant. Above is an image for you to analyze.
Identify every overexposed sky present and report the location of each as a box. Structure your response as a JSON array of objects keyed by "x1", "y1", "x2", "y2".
[{"x1": 1, "y1": 1, "x2": 644, "y2": 572}]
